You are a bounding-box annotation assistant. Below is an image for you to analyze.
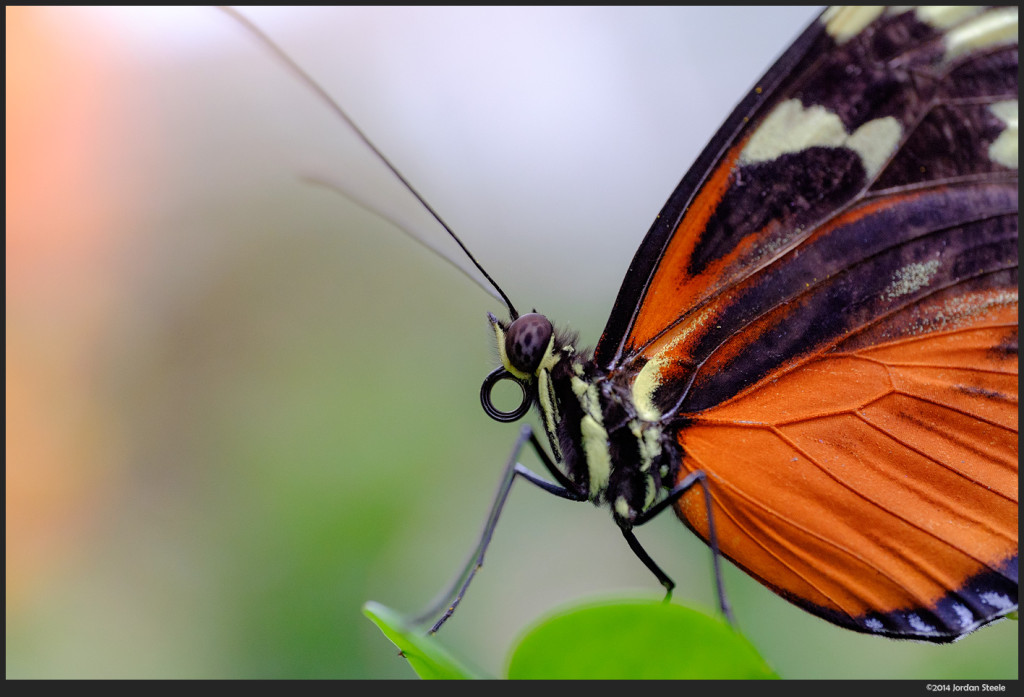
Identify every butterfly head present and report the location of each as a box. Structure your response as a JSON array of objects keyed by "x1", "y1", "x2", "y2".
[
  {"x1": 481, "y1": 312, "x2": 567, "y2": 426},
  {"x1": 498, "y1": 312, "x2": 554, "y2": 378}
]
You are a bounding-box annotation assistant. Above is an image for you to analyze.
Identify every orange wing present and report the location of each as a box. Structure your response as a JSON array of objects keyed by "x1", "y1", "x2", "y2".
[
  {"x1": 593, "y1": 8, "x2": 1018, "y2": 639},
  {"x1": 677, "y1": 296, "x2": 1017, "y2": 637}
]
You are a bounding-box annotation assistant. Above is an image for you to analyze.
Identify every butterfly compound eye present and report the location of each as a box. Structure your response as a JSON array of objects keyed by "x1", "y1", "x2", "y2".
[{"x1": 505, "y1": 313, "x2": 553, "y2": 375}]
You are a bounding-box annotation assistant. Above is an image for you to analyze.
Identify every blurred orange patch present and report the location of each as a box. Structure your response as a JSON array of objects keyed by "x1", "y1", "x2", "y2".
[{"x1": 7, "y1": 7, "x2": 136, "y2": 608}]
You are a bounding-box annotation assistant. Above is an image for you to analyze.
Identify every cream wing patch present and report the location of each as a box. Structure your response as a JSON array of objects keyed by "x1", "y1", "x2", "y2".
[
  {"x1": 740, "y1": 99, "x2": 902, "y2": 179},
  {"x1": 821, "y1": 6, "x2": 885, "y2": 44},
  {"x1": 913, "y1": 6, "x2": 984, "y2": 31},
  {"x1": 943, "y1": 6, "x2": 1018, "y2": 61},
  {"x1": 988, "y1": 100, "x2": 1018, "y2": 170},
  {"x1": 631, "y1": 307, "x2": 714, "y2": 422}
]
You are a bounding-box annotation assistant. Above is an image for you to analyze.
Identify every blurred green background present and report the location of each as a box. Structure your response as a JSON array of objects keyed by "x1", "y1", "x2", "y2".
[{"x1": 7, "y1": 6, "x2": 1017, "y2": 679}]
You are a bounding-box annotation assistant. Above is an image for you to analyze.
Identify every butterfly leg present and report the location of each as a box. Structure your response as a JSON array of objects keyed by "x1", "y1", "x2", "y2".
[
  {"x1": 620, "y1": 525, "x2": 676, "y2": 602},
  {"x1": 414, "y1": 424, "x2": 585, "y2": 634},
  {"x1": 632, "y1": 470, "x2": 735, "y2": 625}
]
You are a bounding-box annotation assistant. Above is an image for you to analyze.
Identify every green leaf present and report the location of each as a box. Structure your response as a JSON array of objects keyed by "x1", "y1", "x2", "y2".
[
  {"x1": 362, "y1": 601, "x2": 486, "y2": 679},
  {"x1": 506, "y1": 598, "x2": 778, "y2": 679}
]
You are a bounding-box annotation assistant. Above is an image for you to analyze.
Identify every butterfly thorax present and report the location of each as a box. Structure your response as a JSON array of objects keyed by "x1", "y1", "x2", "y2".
[{"x1": 488, "y1": 312, "x2": 680, "y2": 525}]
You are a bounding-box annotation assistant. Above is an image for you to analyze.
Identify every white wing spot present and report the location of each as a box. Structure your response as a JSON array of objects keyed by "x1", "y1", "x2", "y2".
[
  {"x1": 845, "y1": 116, "x2": 904, "y2": 179},
  {"x1": 944, "y1": 6, "x2": 1018, "y2": 60},
  {"x1": 864, "y1": 617, "x2": 884, "y2": 632},
  {"x1": 979, "y1": 591, "x2": 1014, "y2": 611},
  {"x1": 914, "y1": 6, "x2": 985, "y2": 30},
  {"x1": 884, "y1": 259, "x2": 941, "y2": 300},
  {"x1": 907, "y1": 613, "x2": 937, "y2": 634},
  {"x1": 822, "y1": 6, "x2": 885, "y2": 43},
  {"x1": 988, "y1": 100, "x2": 1018, "y2": 170},
  {"x1": 951, "y1": 603, "x2": 975, "y2": 629},
  {"x1": 740, "y1": 99, "x2": 901, "y2": 179}
]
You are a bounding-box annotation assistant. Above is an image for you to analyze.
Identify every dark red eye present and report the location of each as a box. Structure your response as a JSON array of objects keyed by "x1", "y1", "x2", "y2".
[{"x1": 505, "y1": 313, "x2": 553, "y2": 375}]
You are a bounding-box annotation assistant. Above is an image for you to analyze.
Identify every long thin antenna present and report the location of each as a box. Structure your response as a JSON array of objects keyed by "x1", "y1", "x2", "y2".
[
  {"x1": 301, "y1": 173, "x2": 507, "y2": 306},
  {"x1": 221, "y1": 6, "x2": 519, "y2": 318}
]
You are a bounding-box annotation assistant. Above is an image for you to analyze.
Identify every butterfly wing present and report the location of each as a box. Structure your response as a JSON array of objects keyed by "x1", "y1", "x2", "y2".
[{"x1": 595, "y1": 7, "x2": 1018, "y2": 640}]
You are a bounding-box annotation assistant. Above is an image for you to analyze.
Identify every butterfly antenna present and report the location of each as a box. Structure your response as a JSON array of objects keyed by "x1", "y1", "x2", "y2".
[{"x1": 221, "y1": 6, "x2": 519, "y2": 318}]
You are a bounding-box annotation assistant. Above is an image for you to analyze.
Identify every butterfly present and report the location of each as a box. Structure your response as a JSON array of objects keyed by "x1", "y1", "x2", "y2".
[
  {"x1": 411, "y1": 6, "x2": 1019, "y2": 643},
  {"x1": 231, "y1": 6, "x2": 1018, "y2": 643}
]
